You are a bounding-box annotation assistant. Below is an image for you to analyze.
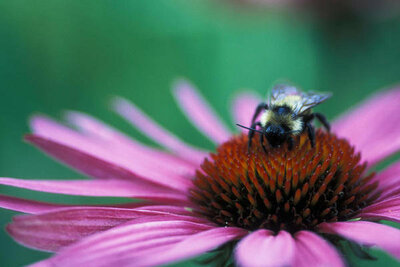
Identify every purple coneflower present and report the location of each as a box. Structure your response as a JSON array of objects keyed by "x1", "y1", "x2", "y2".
[{"x1": 1, "y1": 80, "x2": 400, "y2": 266}]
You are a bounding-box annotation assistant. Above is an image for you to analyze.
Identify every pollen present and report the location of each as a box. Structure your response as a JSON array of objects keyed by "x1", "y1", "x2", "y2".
[{"x1": 190, "y1": 130, "x2": 380, "y2": 233}]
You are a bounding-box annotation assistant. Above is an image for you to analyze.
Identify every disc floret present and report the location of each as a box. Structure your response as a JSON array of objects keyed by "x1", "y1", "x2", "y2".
[{"x1": 190, "y1": 130, "x2": 379, "y2": 233}]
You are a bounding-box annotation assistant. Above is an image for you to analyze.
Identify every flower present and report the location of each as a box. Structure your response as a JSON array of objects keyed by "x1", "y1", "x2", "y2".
[{"x1": 1, "y1": 80, "x2": 400, "y2": 266}]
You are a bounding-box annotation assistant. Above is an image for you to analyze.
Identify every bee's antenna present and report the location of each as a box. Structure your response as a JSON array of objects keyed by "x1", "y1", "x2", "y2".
[{"x1": 236, "y1": 124, "x2": 264, "y2": 134}]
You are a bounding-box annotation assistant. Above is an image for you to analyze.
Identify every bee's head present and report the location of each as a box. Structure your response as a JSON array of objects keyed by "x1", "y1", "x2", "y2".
[{"x1": 265, "y1": 124, "x2": 287, "y2": 147}]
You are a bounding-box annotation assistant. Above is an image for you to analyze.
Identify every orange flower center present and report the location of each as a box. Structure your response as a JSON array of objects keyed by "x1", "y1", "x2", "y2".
[{"x1": 190, "y1": 130, "x2": 380, "y2": 233}]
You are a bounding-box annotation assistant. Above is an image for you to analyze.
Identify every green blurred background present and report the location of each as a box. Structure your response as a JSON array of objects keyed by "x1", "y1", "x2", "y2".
[{"x1": 0, "y1": 0, "x2": 399, "y2": 266}]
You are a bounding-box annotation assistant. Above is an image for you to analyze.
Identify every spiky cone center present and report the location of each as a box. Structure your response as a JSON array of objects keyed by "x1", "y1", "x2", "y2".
[{"x1": 190, "y1": 130, "x2": 380, "y2": 233}]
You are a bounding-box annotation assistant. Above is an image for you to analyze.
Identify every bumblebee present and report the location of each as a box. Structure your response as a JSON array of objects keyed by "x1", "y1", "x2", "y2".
[{"x1": 237, "y1": 85, "x2": 331, "y2": 152}]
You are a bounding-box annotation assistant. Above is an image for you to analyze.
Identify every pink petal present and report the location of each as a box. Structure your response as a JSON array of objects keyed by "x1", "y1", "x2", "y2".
[
  {"x1": 361, "y1": 136, "x2": 400, "y2": 168},
  {"x1": 109, "y1": 213, "x2": 212, "y2": 226},
  {"x1": 173, "y1": 79, "x2": 231, "y2": 144},
  {"x1": 35, "y1": 219, "x2": 214, "y2": 266},
  {"x1": 30, "y1": 117, "x2": 193, "y2": 191},
  {"x1": 0, "y1": 194, "x2": 154, "y2": 214},
  {"x1": 135, "y1": 227, "x2": 247, "y2": 266},
  {"x1": 368, "y1": 161, "x2": 400, "y2": 201},
  {"x1": 7, "y1": 207, "x2": 145, "y2": 252},
  {"x1": 8, "y1": 205, "x2": 209, "y2": 253},
  {"x1": 319, "y1": 221, "x2": 400, "y2": 260},
  {"x1": 134, "y1": 205, "x2": 201, "y2": 215},
  {"x1": 0, "y1": 194, "x2": 68, "y2": 214},
  {"x1": 65, "y1": 111, "x2": 198, "y2": 175},
  {"x1": 112, "y1": 97, "x2": 208, "y2": 164},
  {"x1": 376, "y1": 161, "x2": 400, "y2": 188},
  {"x1": 0, "y1": 177, "x2": 189, "y2": 203},
  {"x1": 235, "y1": 229, "x2": 294, "y2": 267},
  {"x1": 360, "y1": 197, "x2": 400, "y2": 223},
  {"x1": 378, "y1": 187, "x2": 400, "y2": 203},
  {"x1": 293, "y1": 231, "x2": 345, "y2": 267},
  {"x1": 232, "y1": 92, "x2": 262, "y2": 131},
  {"x1": 333, "y1": 87, "x2": 400, "y2": 166},
  {"x1": 26, "y1": 132, "x2": 191, "y2": 193}
]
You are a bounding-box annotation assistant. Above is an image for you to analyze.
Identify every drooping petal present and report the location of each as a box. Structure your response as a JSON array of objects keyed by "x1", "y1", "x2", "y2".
[
  {"x1": 173, "y1": 79, "x2": 231, "y2": 144},
  {"x1": 135, "y1": 227, "x2": 248, "y2": 267},
  {"x1": 7, "y1": 206, "x2": 207, "y2": 253},
  {"x1": 360, "y1": 196, "x2": 400, "y2": 223},
  {"x1": 333, "y1": 87, "x2": 400, "y2": 143},
  {"x1": 232, "y1": 91, "x2": 262, "y2": 131},
  {"x1": 30, "y1": 116, "x2": 193, "y2": 189},
  {"x1": 34, "y1": 219, "x2": 214, "y2": 266},
  {"x1": 361, "y1": 136, "x2": 400, "y2": 168},
  {"x1": 7, "y1": 207, "x2": 143, "y2": 252},
  {"x1": 0, "y1": 194, "x2": 154, "y2": 214},
  {"x1": 319, "y1": 221, "x2": 400, "y2": 260},
  {"x1": 112, "y1": 97, "x2": 208, "y2": 164},
  {"x1": 235, "y1": 229, "x2": 295, "y2": 267},
  {"x1": 25, "y1": 132, "x2": 192, "y2": 192},
  {"x1": 368, "y1": 160, "x2": 400, "y2": 201},
  {"x1": 293, "y1": 231, "x2": 345, "y2": 267},
  {"x1": 0, "y1": 178, "x2": 189, "y2": 203},
  {"x1": 107, "y1": 212, "x2": 212, "y2": 226},
  {"x1": 0, "y1": 194, "x2": 68, "y2": 214},
  {"x1": 333, "y1": 87, "x2": 400, "y2": 166},
  {"x1": 378, "y1": 186, "x2": 400, "y2": 203},
  {"x1": 133, "y1": 205, "x2": 201, "y2": 216},
  {"x1": 65, "y1": 111, "x2": 198, "y2": 176}
]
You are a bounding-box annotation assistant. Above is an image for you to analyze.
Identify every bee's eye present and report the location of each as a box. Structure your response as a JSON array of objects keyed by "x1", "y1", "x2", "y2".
[{"x1": 275, "y1": 106, "x2": 290, "y2": 115}]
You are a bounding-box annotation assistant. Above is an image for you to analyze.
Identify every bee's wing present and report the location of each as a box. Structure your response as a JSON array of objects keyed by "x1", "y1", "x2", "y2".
[
  {"x1": 292, "y1": 91, "x2": 332, "y2": 115},
  {"x1": 270, "y1": 85, "x2": 300, "y2": 104}
]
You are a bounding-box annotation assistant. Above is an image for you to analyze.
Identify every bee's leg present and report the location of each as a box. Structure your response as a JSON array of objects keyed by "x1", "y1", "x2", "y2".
[
  {"x1": 303, "y1": 113, "x2": 314, "y2": 123},
  {"x1": 248, "y1": 122, "x2": 262, "y2": 151},
  {"x1": 251, "y1": 103, "x2": 269, "y2": 124},
  {"x1": 259, "y1": 132, "x2": 268, "y2": 153},
  {"x1": 314, "y1": 113, "x2": 330, "y2": 132},
  {"x1": 306, "y1": 122, "x2": 316, "y2": 148},
  {"x1": 287, "y1": 136, "x2": 294, "y2": 151}
]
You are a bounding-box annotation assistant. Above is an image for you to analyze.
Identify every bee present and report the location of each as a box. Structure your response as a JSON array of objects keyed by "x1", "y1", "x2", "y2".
[{"x1": 237, "y1": 84, "x2": 331, "y2": 152}]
